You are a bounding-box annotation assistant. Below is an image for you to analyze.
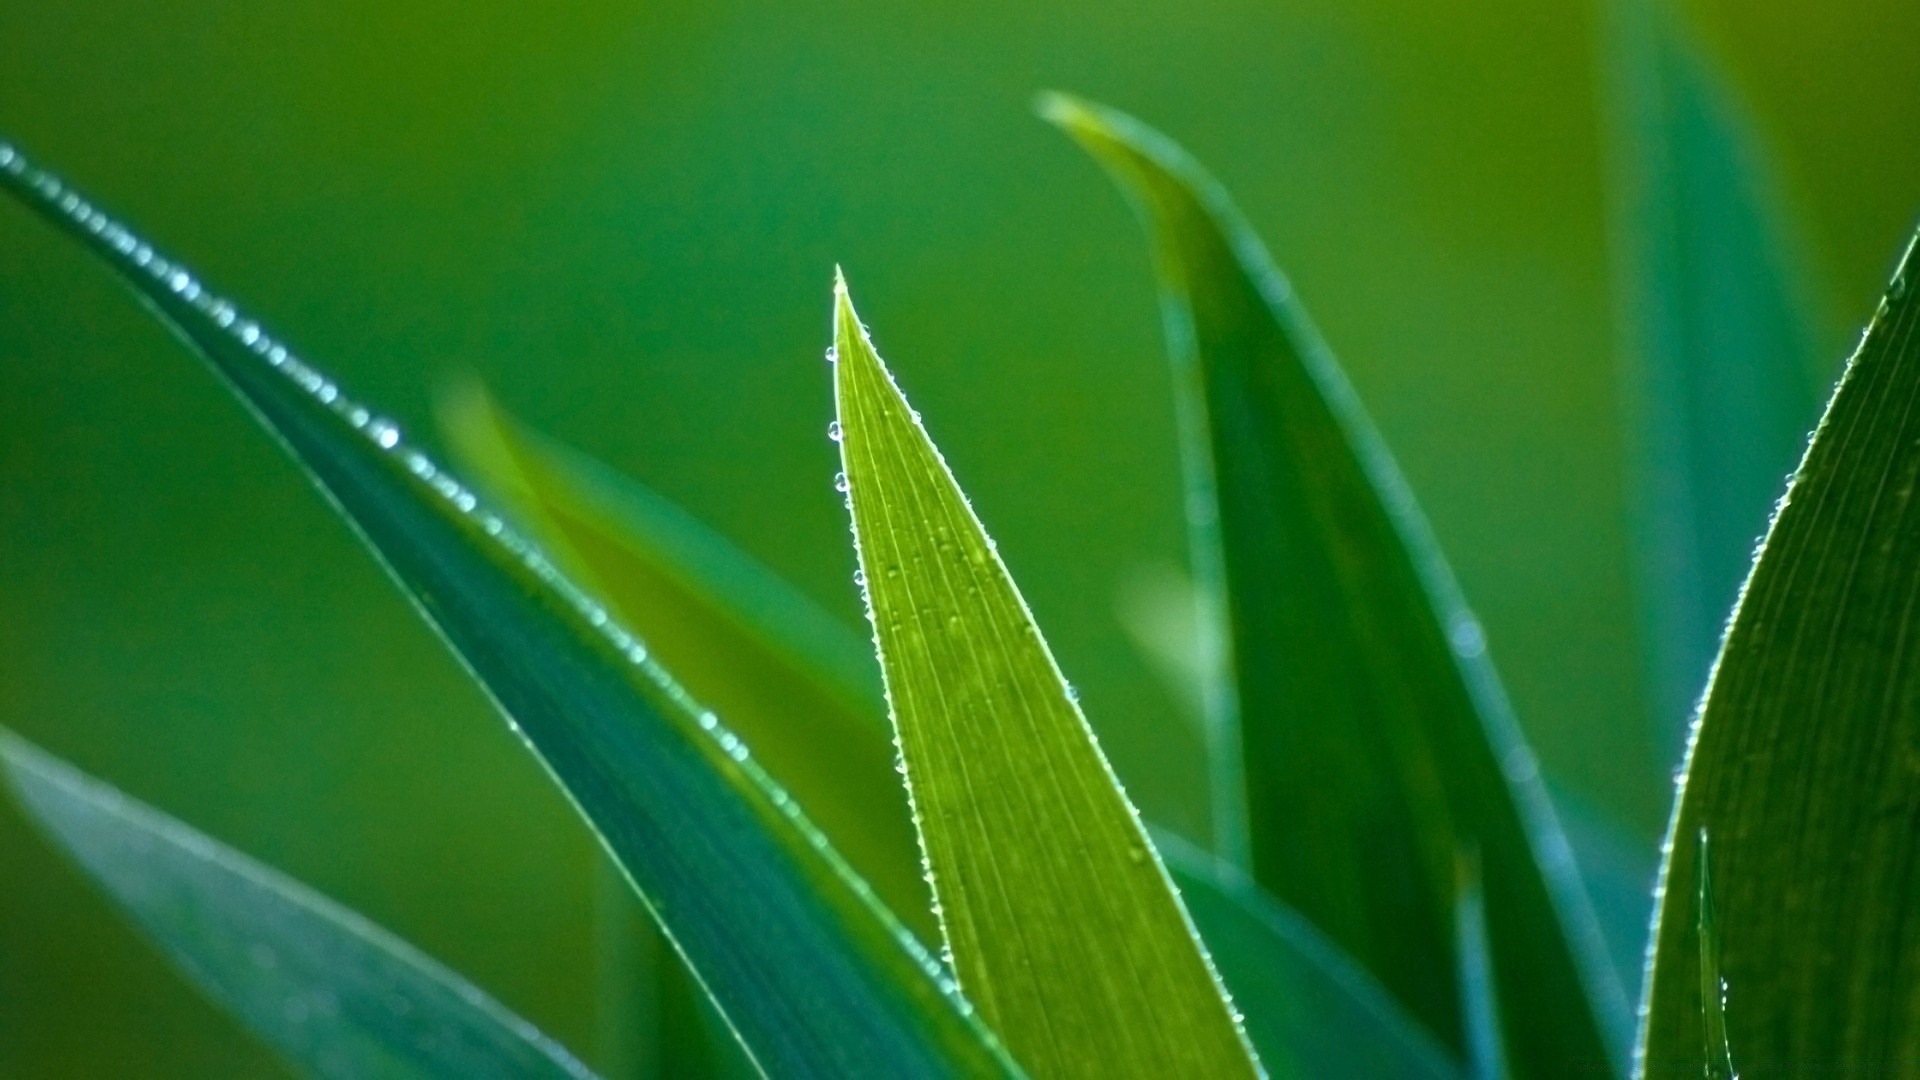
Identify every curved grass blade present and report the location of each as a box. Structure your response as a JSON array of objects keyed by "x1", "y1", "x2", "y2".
[
  {"x1": 454, "y1": 388, "x2": 1463, "y2": 1077},
  {"x1": 1156, "y1": 832, "x2": 1463, "y2": 1080},
  {"x1": 1600, "y1": 0, "x2": 1832, "y2": 753},
  {"x1": 832, "y1": 273, "x2": 1261, "y2": 1078},
  {"x1": 1042, "y1": 94, "x2": 1628, "y2": 1077},
  {"x1": 0, "y1": 731, "x2": 597, "y2": 1080},
  {"x1": 0, "y1": 142, "x2": 1019, "y2": 1080},
  {"x1": 437, "y1": 384, "x2": 929, "y2": 936},
  {"x1": 1641, "y1": 231, "x2": 1920, "y2": 1078}
]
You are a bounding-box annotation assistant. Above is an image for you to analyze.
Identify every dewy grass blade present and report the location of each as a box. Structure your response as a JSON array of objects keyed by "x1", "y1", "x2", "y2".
[
  {"x1": 460, "y1": 387, "x2": 1462, "y2": 1076},
  {"x1": 1693, "y1": 831, "x2": 1734, "y2": 1080},
  {"x1": 831, "y1": 272, "x2": 1262, "y2": 1078},
  {"x1": 0, "y1": 732, "x2": 598, "y2": 1080},
  {"x1": 0, "y1": 142, "x2": 1019, "y2": 1080},
  {"x1": 1043, "y1": 94, "x2": 1627, "y2": 1077},
  {"x1": 1641, "y1": 231, "x2": 1920, "y2": 1079},
  {"x1": 438, "y1": 384, "x2": 930, "y2": 938},
  {"x1": 1600, "y1": 0, "x2": 1832, "y2": 753}
]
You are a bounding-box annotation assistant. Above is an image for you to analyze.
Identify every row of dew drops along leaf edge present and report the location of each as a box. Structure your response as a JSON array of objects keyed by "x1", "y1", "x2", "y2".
[{"x1": 0, "y1": 138, "x2": 979, "y2": 1007}]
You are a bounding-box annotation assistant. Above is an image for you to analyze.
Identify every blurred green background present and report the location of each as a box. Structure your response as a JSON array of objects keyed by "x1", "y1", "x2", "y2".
[{"x1": 1, "y1": 0, "x2": 1914, "y2": 1074}]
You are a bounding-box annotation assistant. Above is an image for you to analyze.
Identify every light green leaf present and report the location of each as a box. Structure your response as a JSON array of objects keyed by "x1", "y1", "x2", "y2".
[
  {"x1": 0, "y1": 731, "x2": 596, "y2": 1080},
  {"x1": 1043, "y1": 94, "x2": 1627, "y2": 1077},
  {"x1": 437, "y1": 384, "x2": 929, "y2": 937},
  {"x1": 831, "y1": 272, "x2": 1260, "y2": 1078},
  {"x1": 444, "y1": 390, "x2": 1466, "y2": 1077},
  {"x1": 1600, "y1": 0, "x2": 1833, "y2": 749},
  {"x1": 1156, "y1": 832, "x2": 1462, "y2": 1080},
  {"x1": 1641, "y1": 232, "x2": 1920, "y2": 1076},
  {"x1": 0, "y1": 142, "x2": 1018, "y2": 1080}
]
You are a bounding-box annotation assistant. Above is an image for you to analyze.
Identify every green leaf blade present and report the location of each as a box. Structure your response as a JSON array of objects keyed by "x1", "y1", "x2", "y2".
[
  {"x1": 1043, "y1": 95, "x2": 1626, "y2": 1077},
  {"x1": 0, "y1": 733, "x2": 598, "y2": 1080},
  {"x1": 832, "y1": 274, "x2": 1260, "y2": 1078},
  {"x1": 1641, "y1": 233, "x2": 1920, "y2": 1075},
  {"x1": 0, "y1": 144, "x2": 1017, "y2": 1080}
]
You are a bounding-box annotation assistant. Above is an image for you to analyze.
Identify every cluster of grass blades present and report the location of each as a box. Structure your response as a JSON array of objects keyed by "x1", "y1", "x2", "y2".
[{"x1": 3, "y1": 15, "x2": 1918, "y2": 1077}]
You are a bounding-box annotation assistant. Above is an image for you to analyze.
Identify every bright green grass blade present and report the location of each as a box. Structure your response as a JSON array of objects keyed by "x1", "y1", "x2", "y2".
[
  {"x1": 454, "y1": 388, "x2": 1463, "y2": 1076},
  {"x1": 1640, "y1": 232, "x2": 1920, "y2": 1077},
  {"x1": 1043, "y1": 94, "x2": 1627, "y2": 1078},
  {"x1": 1601, "y1": 0, "x2": 1832, "y2": 752},
  {"x1": 0, "y1": 143, "x2": 1019, "y2": 1080},
  {"x1": 831, "y1": 273, "x2": 1261, "y2": 1078},
  {"x1": 0, "y1": 732, "x2": 597, "y2": 1080},
  {"x1": 437, "y1": 384, "x2": 930, "y2": 938},
  {"x1": 1156, "y1": 831, "x2": 1463, "y2": 1080}
]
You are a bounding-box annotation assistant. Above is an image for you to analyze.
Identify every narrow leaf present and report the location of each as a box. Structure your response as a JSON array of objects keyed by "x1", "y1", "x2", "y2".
[
  {"x1": 1693, "y1": 831, "x2": 1734, "y2": 1080},
  {"x1": 454, "y1": 392, "x2": 1464, "y2": 1075},
  {"x1": 1641, "y1": 232, "x2": 1920, "y2": 1078},
  {"x1": 832, "y1": 272, "x2": 1261, "y2": 1077},
  {"x1": 1601, "y1": 0, "x2": 1832, "y2": 750},
  {"x1": 0, "y1": 732, "x2": 597, "y2": 1080},
  {"x1": 1453, "y1": 855, "x2": 1510, "y2": 1080},
  {"x1": 437, "y1": 384, "x2": 930, "y2": 936},
  {"x1": 1043, "y1": 94, "x2": 1628, "y2": 1077},
  {"x1": 0, "y1": 142, "x2": 1018, "y2": 1080}
]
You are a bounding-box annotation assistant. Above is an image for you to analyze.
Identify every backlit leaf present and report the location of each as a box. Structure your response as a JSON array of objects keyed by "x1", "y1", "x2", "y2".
[{"x1": 832, "y1": 272, "x2": 1261, "y2": 1078}]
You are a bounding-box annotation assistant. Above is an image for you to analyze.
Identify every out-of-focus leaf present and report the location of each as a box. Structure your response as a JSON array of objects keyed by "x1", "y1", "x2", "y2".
[
  {"x1": 0, "y1": 732, "x2": 597, "y2": 1080},
  {"x1": 438, "y1": 384, "x2": 929, "y2": 936},
  {"x1": 0, "y1": 142, "x2": 1018, "y2": 1080},
  {"x1": 1641, "y1": 233, "x2": 1920, "y2": 1076},
  {"x1": 1600, "y1": 0, "x2": 1832, "y2": 751},
  {"x1": 1044, "y1": 94, "x2": 1627, "y2": 1077},
  {"x1": 831, "y1": 273, "x2": 1261, "y2": 1078},
  {"x1": 1156, "y1": 832, "x2": 1462, "y2": 1080},
  {"x1": 453, "y1": 387, "x2": 1465, "y2": 1077},
  {"x1": 1452, "y1": 855, "x2": 1509, "y2": 1080}
]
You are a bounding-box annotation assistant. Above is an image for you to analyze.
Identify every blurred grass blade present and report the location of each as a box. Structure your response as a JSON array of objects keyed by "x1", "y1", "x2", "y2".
[
  {"x1": 1640, "y1": 234, "x2": 1920, "y2": 1072},
  {"x1": 1156, "y1": 832, "x2": 1463, "y2": 1080},
  {"x1": 438, "y1": 384, "x2": 929, "y2": 936},
  {"x1": 0, "y1": 732, "x2": 597, "y2": 1080},
  {"x1": 1693, "y1": 831, "x2": 1734, "y2": 1080},
  {"x1": 454, "y1": 386, "x2": 1464, "y2": 1076},
  {"x1": 0, "y1": 144, "x2": 1019, "y2": 1080},
  {"x1": 1601, "y1": 0, "x2": 1832, "y2": 752},
  {"x1": 1044, "y1": 94, "x2": 1627, "y2": 1077},
  {"x1": 1453, "y1": 855, "x2": 1509, "y2": 1080},
  {"x1": 832, "y1": 273, "x2": 1261, "y2": 1077}
]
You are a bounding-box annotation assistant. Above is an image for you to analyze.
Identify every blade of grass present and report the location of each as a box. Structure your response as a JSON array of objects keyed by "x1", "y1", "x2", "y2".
[
  {"x1": 832, "y1": 272, "x2": 1261, "y2": 1077},
  {"x1": 1453, "y1": 854, "x2": 1510, "y2": 1080},
  {"x1": 1640, "y1": 231, "x2": 1920, "y2": 1076},
  {"x1": 1601, "y1": 0, "x2": 1833, "y2": 754},
  {"x1": 1044, "y1": 94, "x2": 1628, "y2": 1077},
  {"x1": 0, "y1": 142, "x2": 1019, "y2": 1080},
  {"x1": 1693, "y1": 830, "x2": 1734, "y2": 1080},
  {"x1": 448, "y1": 389, "x2": 1465, "y2": 1075},
  {"x1": 0, "y1": 731, "x2": 598, "y2": 1080}
]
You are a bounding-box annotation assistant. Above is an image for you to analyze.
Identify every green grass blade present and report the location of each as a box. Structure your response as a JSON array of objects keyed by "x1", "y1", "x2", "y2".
[
  {"x1": 1692, "y1": 831, "x2": 1734, "y2": 1080},
  {"x1": 1156, "y1": 831, "x2": 1463, "y2": 1080},
  {"x1": 457, "y1": 390, "x2": 1463, "y2": 1076},
  {"x1": 1043, "y1": 94, "x2": 1627, "y2": 1077},
  {"x1": 1601, "y1": 0, "x2": 1832, "y2": 751},
  {"x1": 437, "y1": 384, "x2": 929, "y2": 937},
  {"x1": 0, "y1": 143, "x2": 1019, "y2": 1080},
  {"x1": 0, "y1": 732, "x2": 597, "y2": 1080},
  {"x1": 1453, "y1": 855, "x2": 1510, "y2": 1080},
  {"x1": 831, "y1": 273, "x2": 1261, "y2": 1078},
  {"x1": 1641, "y1": 231, "x2": 1920, "y2": 1077}
]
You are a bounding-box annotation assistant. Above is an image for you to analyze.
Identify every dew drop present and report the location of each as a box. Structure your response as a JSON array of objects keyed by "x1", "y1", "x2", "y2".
[
  {"x1": 1894, "y1": 273, "x2": 1911, "y2": 302},
  {"x1": 853, "y1": 568, "x2": 868, "y2": 589},
  {"x1": 827, "y1": 420, "x2": 843, "y2": 442},
  {"x1": 824, "y1": 346, "x2": 838, "y2": 364},
  {"x1": 834, "y1": 471, "x2": 850, "y2": 493}
]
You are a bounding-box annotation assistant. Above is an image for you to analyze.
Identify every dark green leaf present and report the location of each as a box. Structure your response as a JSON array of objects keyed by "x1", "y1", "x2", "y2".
[
  {"x1": 1641, "y1": 232, "x2": 1920, "y2": 1076},
  {"x1": 1600, "y1": 0, "x2": 1833, "y2": 749},
  {"x1": 1693, "y1": 831, "x2": 1734, "y2": 1080},
  {"x1": 1044, "y1": 94, "x2": 1628, "y2": 1077},
  {"x1": 0, "y1": 142, "x2": 1018, "y2": 1080},
  {"x1": 0, "y1": 731, "x2": 597, "y2": 1080},
  {"x1": 832, "y1": 272, "x2": 1261, "y2": 1077}
]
